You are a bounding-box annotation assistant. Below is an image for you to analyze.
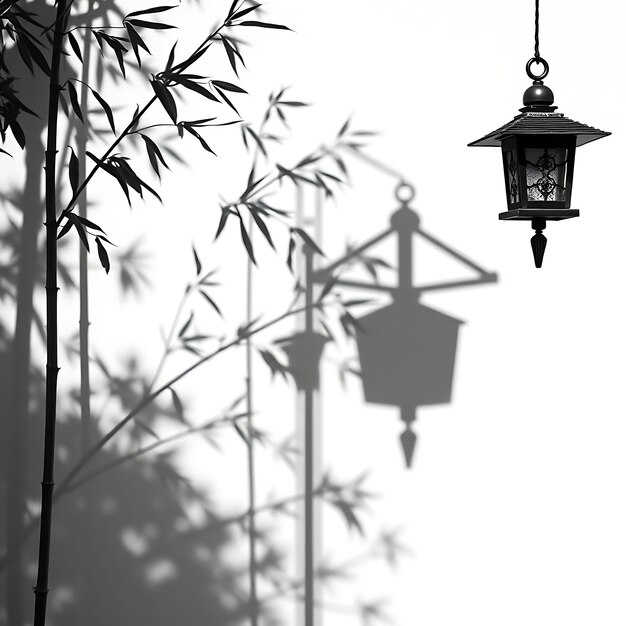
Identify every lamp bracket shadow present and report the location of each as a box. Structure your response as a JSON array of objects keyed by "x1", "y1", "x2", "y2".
[{"x1": 308, "y1": 195, "x2": 497, "y2": 468}]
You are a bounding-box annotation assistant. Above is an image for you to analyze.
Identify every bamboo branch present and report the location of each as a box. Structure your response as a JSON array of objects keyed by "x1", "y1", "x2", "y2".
[
  {"x1": 55, "y1": 302, "x2": 324, "y2": 500},
  {"x1": 63, "y1": 411, "x2": 250, "y2": 493},
  {"x1": 0, "y1": 300, "x2": 326, "y2": 574},
  {"x1": 57, "y1": 13, "x2": 233, "y2": 223}
]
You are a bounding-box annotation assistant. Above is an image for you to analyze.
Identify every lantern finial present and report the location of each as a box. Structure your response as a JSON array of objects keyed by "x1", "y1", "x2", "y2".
[
  {"x1": 530, "y1": 217, "x2": 547, "y2": 268},
  {"x1": 400, "y1": 426, "x2": 417, "y2": 469},
  {"x1": 399, "y1": 406, "x2": 417, "y2": 468}
]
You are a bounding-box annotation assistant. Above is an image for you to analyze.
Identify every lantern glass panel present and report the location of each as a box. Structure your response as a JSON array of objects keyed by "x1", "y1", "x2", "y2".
[
  {"x1": 505, "y1": 150, "x2": 520, "y2": 204},
  {"x1": 524, "y1": 147, "x2": 568, "y2": 202}
]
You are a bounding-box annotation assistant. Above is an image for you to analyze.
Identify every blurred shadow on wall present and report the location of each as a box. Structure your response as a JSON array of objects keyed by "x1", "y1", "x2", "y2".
[
  {"x1": 277, "y1": 184, "x2": 498, "y2": 469},
  {"x1": 0, "y1": 393, "x2": 280, "y2": 626},
  {"x1": 0, "y1": 1, "x2": 269, "y2": 625}
]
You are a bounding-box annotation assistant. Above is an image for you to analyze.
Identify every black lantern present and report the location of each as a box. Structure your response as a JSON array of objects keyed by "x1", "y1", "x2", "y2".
[{"x1": 468, "y1": 4, "x2": 610, "y2": 267}]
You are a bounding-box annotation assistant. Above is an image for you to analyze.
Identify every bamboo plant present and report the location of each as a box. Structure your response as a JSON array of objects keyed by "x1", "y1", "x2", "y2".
[{"x1": 1, "y1": 1, "x2": 292, "y2": 623}]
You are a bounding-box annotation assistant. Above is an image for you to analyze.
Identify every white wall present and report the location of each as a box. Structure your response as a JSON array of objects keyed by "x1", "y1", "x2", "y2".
[{"x1": 40, "y1": 0, "x2": 626, "y2": 624}]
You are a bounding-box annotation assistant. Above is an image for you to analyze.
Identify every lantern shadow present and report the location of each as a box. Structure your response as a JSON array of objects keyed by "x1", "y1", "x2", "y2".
[{"x1": 302, "y1": 197, "x2": 498, "y2": 468}]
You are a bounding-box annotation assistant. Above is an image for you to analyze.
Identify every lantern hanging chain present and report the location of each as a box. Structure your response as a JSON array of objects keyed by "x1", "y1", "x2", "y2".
[
  {"x1": 526, "y1": 0, "x2": 548, "y2": 81},
  {"x1": 534, "y1": 0, "x2": 540, "y2": 59}
]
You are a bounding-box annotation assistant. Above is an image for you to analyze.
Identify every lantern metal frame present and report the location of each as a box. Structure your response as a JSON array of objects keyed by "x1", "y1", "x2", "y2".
[{"x1": 499, "y1": 134, "x2": 577, "y2": 220}]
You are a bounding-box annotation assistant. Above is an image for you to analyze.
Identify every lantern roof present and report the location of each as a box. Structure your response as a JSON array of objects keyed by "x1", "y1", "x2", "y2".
[{"x1": 469, "y1": 111, "x2": 611, "y2": 148}]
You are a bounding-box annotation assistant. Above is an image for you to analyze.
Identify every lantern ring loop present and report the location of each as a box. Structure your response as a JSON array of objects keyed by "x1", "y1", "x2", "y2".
[
  {"x1": 526, "y1": 56, "x2": 549, "y2": 81},
  {"x1": 395, "y1": 181, "x2": 416, "y2": 204}
]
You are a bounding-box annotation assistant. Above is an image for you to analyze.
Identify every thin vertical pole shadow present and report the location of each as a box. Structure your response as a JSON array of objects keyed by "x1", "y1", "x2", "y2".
[
  {"x1": 246, "y1": 213, "x2": 259, "y2": 626},
  {"x1": 303, "y1": 245, "x2": 315, "y2": 626}
]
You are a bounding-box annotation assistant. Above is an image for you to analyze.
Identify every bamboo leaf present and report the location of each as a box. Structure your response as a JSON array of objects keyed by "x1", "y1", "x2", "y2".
[
  {"x1": 178, "y1": 312, "x2": 194, "y2": 338},
  {"x1": 236, "y1": 20, "x2": 291, "y2": 30},
  {"x1": 258, "y1": 349, "x2": 288, "y2": 381},
  {"x1": 67, "y1": 31, "x2": 83, "y2": 63},
  {"x1": 237, "y1": 316, "x2": 262, "y2": 338},
  {"x1": 212, "y1": 84, "x2": 239, "y2": 115},
  {"x1": 95, "y1": 237, "x2": 110, "y2": 274},
  {"x1": 76, "y1": 215, "x2": 105, "y2": 232},
  {"x1": 286, "y1": 235, "x2": 296, "y2": 272},
  {"x1": 87, "y1": 152, "x2": 131, "y2": 204},
  {"x1": 185, "y1": 125, "x2": 216, "y2": 155},
  {"x1": 112, "y1": 42, "x2": 126, "y2": 77},
  {"x1": 8, "y1": 118, "x2": 25, "y2": 149},
  {"x1": 66, "y1": 80, "x2": 83, "y2": 123},
  {"x1": 125, "y1": 22, "x2": 150, "y2": 67},
  {"x1": 212, "y1": 79, "x2": 246, "y2": 94},
  {"x1": 221, "y1": 36, "x2": 239, "y2": 76},
  {"x1": 317, "y1": 273, "x2": 338, "y2": 303},
  {"x1": 233, "y1": 422, "x2": 249, "y2": 446},
  {"x1": 151, "y1": 79, "x2": 177, "y2": 123},
  {"x1": 15, "y1": 35, "x2": 33, "y2": 74},
  {"x1": 68, "y1": 146, "x2": 79, "y2": 196},
  {"x1": 126, "y1": 19, "x2": 176, "y2": 30},
  {"x1": 192, "y1": 245, "x2": 201, "y2": 275},
  {"x1": 292, "y1": 227, "x2": 324, "y2": 256},
  {"x1": 239, "y1": 217, "x2": 256, "y2": 264},
  {"x1": 169, "y1": 387, "x2": 185, "y2": 422},
  {"x1": 338, "y1": 118, "x2": 350, "y2": 137},
  {"x1": 335, "y1": 155, "x2": 348, "y2": 176},
  {"x1": 164, "y1": 40, "x2": 176, "y2": 71},
  {"x1": 125, "y1": 5, "x2": 177, "y2": 18},
  {"x1": 91, "y1": 88, "x2": 116, "y2": 133},
  {"x1": 199, "y1": 290, "x2": 222, "y2": 316},
  {"x1": 135, "y1": 420, "x2": 159, "y2": 440},
  {"x1": 20, "y1": 34, "x2": 50, "y2": 75},
  {"x1": 140, "y1": 133, "x2": 168, "y2": 179},
  {"x1": 57, "y1": 217, "x2": 73, "y2": 240},
  {"x1": 125, "y1": 18, "x2": 175, "y2": 30},
  {"x1": 115, "y1": 158, "x2": 162, "y2": 202},
  {"x1": 176, "y1": 77, "x2": 220, "y2": 102},
  {"x1": 214, "y1": 206, "x2": 231, "y2": 240},
  {"x1": 248, "y1": 207, "x2": 274, "y2": 249},
  {"x1": 245, "y1": 126, "x2": 266, "y2": 157},
  {"x1": 231, "y1": 4, "x2": 261, "y2": 20},
  {"x1": 68, "y1": 213, "x2": 89, "y2": 251},
  {"x1": 331, "y1": 500, "x2": 364, "y2": 535},
  {"x1": 227, "y1": 0, "x2": 241, "y2": 18}
]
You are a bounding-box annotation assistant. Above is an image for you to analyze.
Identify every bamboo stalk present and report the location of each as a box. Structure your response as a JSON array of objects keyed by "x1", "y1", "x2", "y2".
[{"x1": 33, "y1": 2, "x2": 70, "y2": 624}]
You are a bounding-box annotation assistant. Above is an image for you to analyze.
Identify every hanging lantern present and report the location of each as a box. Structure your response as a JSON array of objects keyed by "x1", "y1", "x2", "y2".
[
  {"x1": 468, "y1": 1, "x2": 610, "y2": 267},
  {"x1": 276, "y1": 331, "x2": 329, "y2": 392}
]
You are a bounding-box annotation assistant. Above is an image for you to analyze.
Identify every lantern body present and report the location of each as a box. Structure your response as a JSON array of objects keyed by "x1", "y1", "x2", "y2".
[
  {"x1": 470, "y1": 109, "x2": 609, "y2": 222},
  {"x1": 500, "y1": 134, "x2": 577, "y2": 220},
  {"x1": 278, "y1": 331, "x2": 328, "y2": 391},
  {"x1": 355, "y1": 302, "x2": 462, "y2": 408}
]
